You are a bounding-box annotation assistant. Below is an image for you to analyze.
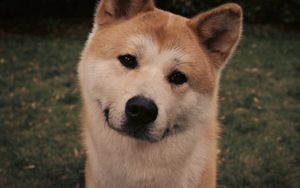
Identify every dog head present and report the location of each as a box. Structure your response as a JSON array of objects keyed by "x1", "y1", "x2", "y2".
[{"x1": 79, "y1": 0, "x2": 242, "y2": 142}]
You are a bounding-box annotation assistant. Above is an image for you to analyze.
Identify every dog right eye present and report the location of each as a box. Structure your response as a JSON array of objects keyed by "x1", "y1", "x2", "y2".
[
  {"x1": 168, "y1": 71, "x2": 188, "y2": 85},
  {"x1": 118, "y1": 54, "x2": 138, "y2": 69}
]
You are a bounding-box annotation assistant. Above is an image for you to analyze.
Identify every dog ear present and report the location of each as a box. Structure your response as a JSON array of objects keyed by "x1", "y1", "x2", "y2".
[
  {"x1": 188, "y1": 3, "x2": 243, "y2": 69},
  {"x1": 95, "y1": 0, "x2": 155, "y2": 27}
]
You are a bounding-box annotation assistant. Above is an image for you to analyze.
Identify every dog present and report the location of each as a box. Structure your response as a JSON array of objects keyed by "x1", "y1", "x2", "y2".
[{"x1": 77, "y1": 0, "x2": 242, "y2": 187}]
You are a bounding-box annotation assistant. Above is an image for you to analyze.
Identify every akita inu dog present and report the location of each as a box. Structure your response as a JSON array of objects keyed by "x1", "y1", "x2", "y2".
[{"x1": 78, "y1": 0, "x2": 242, "y2": 187}]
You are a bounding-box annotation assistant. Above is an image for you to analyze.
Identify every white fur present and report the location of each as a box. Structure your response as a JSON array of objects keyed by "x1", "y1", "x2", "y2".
[{"x1": 78, "y1": 34, "x2": 217, "y2": 188}]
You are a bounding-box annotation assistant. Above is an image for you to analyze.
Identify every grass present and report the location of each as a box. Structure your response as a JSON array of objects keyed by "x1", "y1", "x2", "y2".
[{"x1": 0, "y1": 26, "x2": 299, "y2": 187}]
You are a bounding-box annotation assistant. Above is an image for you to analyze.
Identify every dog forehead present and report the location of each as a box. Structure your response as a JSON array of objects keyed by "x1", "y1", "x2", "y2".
[
  {"x1": 124, "y1": 11, "x2": 204, "y2": 61},
  {"x1": 126, "y1": 34, "x2": 190, "y2": 63},
  {"x1": 89, "y1": 10, "x2": 203, "y2": 61},
  {"x1": 134, "y1": 10, "x2": 199, "y2": 50}
]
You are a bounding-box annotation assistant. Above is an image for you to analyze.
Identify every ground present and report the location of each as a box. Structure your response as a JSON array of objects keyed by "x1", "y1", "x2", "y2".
[{"x1": 0, "y1": 24, "x2": 299, "y2": 187}]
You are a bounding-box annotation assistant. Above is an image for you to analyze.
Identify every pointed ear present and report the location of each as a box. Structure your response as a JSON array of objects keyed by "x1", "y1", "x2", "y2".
[
  {"x1": 188, "y1": 3, "x2": 243, "y2": 69},
  {"x1": 95, "y1": 0, "x2": 155, "y2": 27}
]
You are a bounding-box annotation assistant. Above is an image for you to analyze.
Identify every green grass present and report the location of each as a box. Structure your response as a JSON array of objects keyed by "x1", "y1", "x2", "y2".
[{"x1": 0, "y1": 27, "x2": 299, "y2": 188}]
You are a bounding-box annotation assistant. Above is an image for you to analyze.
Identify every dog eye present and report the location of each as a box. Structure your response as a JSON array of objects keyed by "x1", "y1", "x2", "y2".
[
  {"x1": 168, "y1": 71, "x2": 187, "y2": 85},
  {"x1": 118, "y1": 54, "x2": 138, "y2": 69}
]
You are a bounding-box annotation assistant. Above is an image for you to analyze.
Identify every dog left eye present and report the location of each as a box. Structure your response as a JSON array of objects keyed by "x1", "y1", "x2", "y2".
[
  {"x1": 118, "y1": 54, "x2": 138, "y2": 69},
  {"x1": 168, "y1": 71, "x2": 188, "y2": 85}
]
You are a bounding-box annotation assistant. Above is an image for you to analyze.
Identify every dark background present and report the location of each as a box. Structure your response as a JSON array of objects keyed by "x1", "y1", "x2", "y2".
[{"x1": 1, "y1": 0, "x2": 300, "y2": 25}]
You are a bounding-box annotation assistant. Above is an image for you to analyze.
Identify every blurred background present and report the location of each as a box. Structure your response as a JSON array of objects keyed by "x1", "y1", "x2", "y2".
[
  {"x1": 0, "y1": 0, "x2": 299, "y2": 188},
  {"x1": 0, "y1": 0, "x2": 300, "y2": 23},
  {"x1": 1, "y1": 0, "x2": 300, "y2": 34}
]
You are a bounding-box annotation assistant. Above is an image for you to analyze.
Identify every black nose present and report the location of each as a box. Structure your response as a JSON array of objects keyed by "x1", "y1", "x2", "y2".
[{"x1": 125, "y1": 96, "x2": 158, "y2": 125}]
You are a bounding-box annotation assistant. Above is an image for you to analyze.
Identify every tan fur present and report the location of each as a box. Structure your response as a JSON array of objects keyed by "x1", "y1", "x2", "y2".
[
  {"x1": 78, "y1": 1, "x2": 242, "y2": 187},
  {"x1": 188, "y1": 3, "x2": 243, "y2": 69}
]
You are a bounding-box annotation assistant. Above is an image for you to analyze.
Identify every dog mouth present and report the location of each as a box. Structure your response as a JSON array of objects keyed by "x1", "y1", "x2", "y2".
[
  {"x1": 102, "y1": 106, "x2": 179, "y2": 142},
  {"x1": 104, "y1": 107, "x2": 110, "y2": 123}
]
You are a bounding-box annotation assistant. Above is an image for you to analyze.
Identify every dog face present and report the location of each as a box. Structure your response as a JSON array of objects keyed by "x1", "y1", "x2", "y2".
[{"x1": 79, "y1": 0, "x2": 242, "y2": 142}]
